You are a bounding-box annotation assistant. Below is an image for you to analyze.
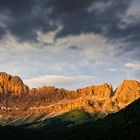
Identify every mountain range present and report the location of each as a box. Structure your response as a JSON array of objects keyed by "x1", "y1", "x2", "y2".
[{"x1": 0, "y1": 72, "x2": 140, "y2": 139}]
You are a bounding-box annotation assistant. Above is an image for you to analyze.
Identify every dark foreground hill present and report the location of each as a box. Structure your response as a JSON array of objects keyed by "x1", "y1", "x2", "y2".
[{"x1": 1, "y1": 98, "x2": 140, "y2": 140}]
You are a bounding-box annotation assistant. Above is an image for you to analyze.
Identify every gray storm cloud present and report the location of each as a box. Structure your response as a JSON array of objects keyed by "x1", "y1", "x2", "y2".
[{"x1": 0, "y1": 0, "x2": 139, "y2": 88}]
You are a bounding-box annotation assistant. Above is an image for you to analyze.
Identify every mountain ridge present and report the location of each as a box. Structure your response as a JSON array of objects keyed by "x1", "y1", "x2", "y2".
[{"x1": 0, "y1": 72, "x2": 140, "y2": 125}]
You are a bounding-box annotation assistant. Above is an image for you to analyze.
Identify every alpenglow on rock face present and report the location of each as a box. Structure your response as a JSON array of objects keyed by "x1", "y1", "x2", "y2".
[
  {"x1": 0, "y1": 72, "x2": 140, "y2": 125},
  {"x1": 112, "y1": 80, "x2": 140, "y2": 109},
  {"x1": 0, "y1": 72, "x2": 29, "y2": 95}
]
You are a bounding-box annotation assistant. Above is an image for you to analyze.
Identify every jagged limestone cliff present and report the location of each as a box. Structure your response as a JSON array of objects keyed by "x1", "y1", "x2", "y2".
[{"x1": 0, "y1": 72, "x2": 139, "y2": 125}]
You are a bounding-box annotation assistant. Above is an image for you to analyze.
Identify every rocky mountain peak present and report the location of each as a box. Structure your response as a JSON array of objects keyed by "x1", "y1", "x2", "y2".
[
  {"x1": 77, "y1": 83, "x2": 113, "y2": 99},
  {"x1": 0, "y1": 72, "x2": 29, "y2": 95},
  {"x1": 112, "y1": 80, "x2": 140, "y2": 109}
]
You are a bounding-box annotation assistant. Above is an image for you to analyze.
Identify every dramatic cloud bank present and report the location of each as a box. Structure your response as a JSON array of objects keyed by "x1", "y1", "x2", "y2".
[{"x1": 0, "y1": 0, "x2": 139, "y2": 88}]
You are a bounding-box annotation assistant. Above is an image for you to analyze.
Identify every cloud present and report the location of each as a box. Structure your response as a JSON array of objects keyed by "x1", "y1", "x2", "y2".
[
  {"x1": 124, "y1": 62, "x2": 140, "y2": 81},
  {"x1": 0, "y1": 0, "x2": 133, "y2": 42},
  {"x1": 109, "y1": 68, "x2": 118, "y2": 72},
  {"x1": 87, "y1": 1, "x2": 112, "y2": 14},
  {"x1": 120, "y1": 0, "x2": 140, "y2": 27},
  {"x1": 0, "y1": 31, "x2": 116, "y2": 80},
  {"x1": 24, "y1": 75, "x2": 96, "y2": 89},
  {"x1": 125, "y1": 63, "x2": 140, "y2": 70},
  {"x1": 0, "y1": 0, "x2": 139, "y2": 63},
  {"x1": 0, "y1": 32, "x2": 38, "y2": 51},
  {"x1": 36, "y1": 25, "x2": 63, "y2": 45},
  {"x1": 0, "y1": 30, "x2": 115, "y2": 62},
  {"x1": 48, "y1": 0, "x2": 94, "y2": 13}
]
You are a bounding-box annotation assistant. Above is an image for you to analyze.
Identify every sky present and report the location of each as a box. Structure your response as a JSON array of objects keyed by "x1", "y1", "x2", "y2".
[{"x1": 0, "y1": 0, "x2": 140, "y2": 89}]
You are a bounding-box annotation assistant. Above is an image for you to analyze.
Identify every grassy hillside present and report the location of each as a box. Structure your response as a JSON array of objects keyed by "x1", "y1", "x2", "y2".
[
  {"x1": 23, "y1": 108, "x2": 92, "y2": 129},
  {"x1": 55, "y1": 109, "x2": 92, "y2": 123}
]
